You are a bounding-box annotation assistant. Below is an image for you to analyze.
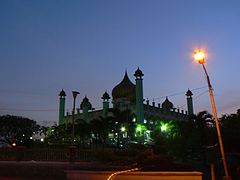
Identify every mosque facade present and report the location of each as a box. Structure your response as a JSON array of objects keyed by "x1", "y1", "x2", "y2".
[{"x1": 58, "y1": 68, "x2": 194, "y2": 127}]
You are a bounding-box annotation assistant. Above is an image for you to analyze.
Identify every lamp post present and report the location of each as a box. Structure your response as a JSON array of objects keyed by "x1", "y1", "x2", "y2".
[
  {"x1": 193, "y1": 50, "x2": 230, "y2": 179},
  {"x1": 71, "y1": 91, "x2": 80, "y2": 146}
]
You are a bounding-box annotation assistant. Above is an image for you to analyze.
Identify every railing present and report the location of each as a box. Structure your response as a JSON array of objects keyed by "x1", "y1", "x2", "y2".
[{"x1": 0, "y1": 147, "x2": 96, "y2": 162}]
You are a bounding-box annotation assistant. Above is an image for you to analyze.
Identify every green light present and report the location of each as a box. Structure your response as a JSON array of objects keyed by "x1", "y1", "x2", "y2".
[
  {"x1": 135, "y1": 124, "x2": 147, "y2": 136},
  {"x1": 160, "y1": 124, "x2": 168, "y2": 132},
  {"x1": 136, "y1": 126, "x2": 142, "y2": 132},
  {"x1": 157, "y1": 120, "x2": 176, "y2": 136}
]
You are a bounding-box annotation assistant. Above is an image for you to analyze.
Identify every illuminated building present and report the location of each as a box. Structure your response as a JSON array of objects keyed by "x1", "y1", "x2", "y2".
[{"x1": 58, "y1": 67, "x2": 193, "y2": 135}]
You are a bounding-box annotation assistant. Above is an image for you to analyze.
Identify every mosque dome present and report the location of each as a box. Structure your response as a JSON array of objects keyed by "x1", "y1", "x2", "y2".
[
  {"x1": 162, "y1": 97, "x2": 173, "y2": 110},
  {"x1": 59, "y1": 89, "x2": 66, "y2": 97},
  {"x1": 80, "y1": 96, "x2": 92, "y2": 110},
  {"x1": 102, "y1": 91, "x2": 110, "y2": 100},
  {"x1": 112, "y1": 72, "x2": 136, "y2": 102},
  {"x1": 185, "y1": 89, "x2": 193, "y2": 96}
]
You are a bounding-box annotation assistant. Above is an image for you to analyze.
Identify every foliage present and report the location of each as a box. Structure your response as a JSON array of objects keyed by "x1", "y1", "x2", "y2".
[
  {"x1": 75, "y1": 118, "x2": 91, "y2": 146},
  {"x1": 43, "y1": 124, "x2": 71, "y2": 145},
  {"x1": 89, "y1": 116, "x2": 111, "y2": 148},
  {"x1": 151, "y1": 119, "x2": 177, "y2": 155},
  {"x1": 151, "y1": 111, "x2": 216, "y2": 163},
  {"x1": 0, "y1": 115, "x2": 40, "y2": 146},
  {"x1": 108, "y1": 108, "x2": 135, "y2": 147},
  {"x1": 220, "y1": 109, "x2": 240, "y2": 151}
]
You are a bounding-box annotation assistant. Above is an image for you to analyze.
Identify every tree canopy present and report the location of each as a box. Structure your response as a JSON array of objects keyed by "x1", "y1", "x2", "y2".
[
  {"x1": 220, "y1": 109, "x2": 240, "y2": 152},
  {"x1": 0, "y1": 115, "x2": 40, "y2": 145}
]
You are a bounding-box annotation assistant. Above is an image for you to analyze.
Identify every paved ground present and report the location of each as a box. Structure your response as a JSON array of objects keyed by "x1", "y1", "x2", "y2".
[
  {"x1": 0, "y1": 161, "x2": 100, "y2": 180},
  {"x1": 0, "y1": 161, "x2": 129, "y2": 180}
]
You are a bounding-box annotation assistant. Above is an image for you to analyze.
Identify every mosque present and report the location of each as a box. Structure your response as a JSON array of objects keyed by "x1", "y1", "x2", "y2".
[{"x1": 58, "y1": 67, "x2": 194, "y2": 128}]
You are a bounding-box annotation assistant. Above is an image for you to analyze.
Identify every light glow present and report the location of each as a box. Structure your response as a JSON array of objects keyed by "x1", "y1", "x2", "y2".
[
  {"x1": 136, "y1": 126, "x2": 142, "y2": 132},
  {"x1": 107, "y1": 168, "x2": 140, "y2": 180},
  {"x1": 157, "y1": 120, "x2": 175, "y2": 135},
  {"x1": 121, "y1": 127, "x2": 126, "y2": 132},
  {"x1": 194, "y1": 50, "x2": 205, "y2": 64},
  {"x1": 161, "y1": 124, "x2": 168, "y2": 132}
]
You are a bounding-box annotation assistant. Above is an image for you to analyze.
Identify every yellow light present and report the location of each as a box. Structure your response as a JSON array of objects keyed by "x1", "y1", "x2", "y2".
[
  {"x1": 107, "y1": 168, "x2": 140, "y2": 180},
  {"x1": 194, "y1": 50, "x2": 205, "y2": 64}
]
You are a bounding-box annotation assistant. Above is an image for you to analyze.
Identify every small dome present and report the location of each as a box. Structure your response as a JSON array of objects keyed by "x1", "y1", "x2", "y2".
[
  {"x1": 102, "y1": 91, "x2": 110, "y2": 100},
  {"x1": 162, "y1": 97, "x2": 173, "y2": 110},
  {"x1": 59, "y1": 89, "x2": 66, "y2": 97},
  {"x1": 112, "y1": 72, "x2": 136, "y2": 102},
  {"x1": 80, "y1": 96, "x2": 92, "y2": 110},
  {"x1": 134, "y1": 67, "x2": 144, "y2": 77},
  {"x1": 186, "y1": 89, "x2": 193, "y2": 96}
]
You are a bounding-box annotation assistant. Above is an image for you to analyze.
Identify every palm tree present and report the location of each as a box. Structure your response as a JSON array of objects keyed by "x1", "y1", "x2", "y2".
[
  {"x1": 165, "y1": 111, "x2": 216, "y2": 163},
  {"x1": 220, "y1": 109, "x2": 240, "y2": 151},
  {"x1": 184, "y1": 111, "x2": 215, "y2": 162}
]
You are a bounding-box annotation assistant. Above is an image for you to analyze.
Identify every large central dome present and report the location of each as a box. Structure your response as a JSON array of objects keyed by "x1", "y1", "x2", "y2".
[{"x1": 112, "y1": 72, "x2": 136, "y2": 102}]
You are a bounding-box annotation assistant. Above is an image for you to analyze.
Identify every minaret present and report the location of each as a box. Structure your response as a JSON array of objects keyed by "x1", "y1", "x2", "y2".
[
  {"x1": 80, "y1": 96, "x2": 92, "y2": 123},
  {"x1": 58, "y1": 89, "x2": 66, "y2": 125},
  {"x1": 134, "y1": 67, "x2": 144, "y2": 123},
  {"x1": 101, "y1": 91, "x2": 110, "y2": 118},
  {"x1": 186, "y1": 89, "x2": 194, "y2": 115}
]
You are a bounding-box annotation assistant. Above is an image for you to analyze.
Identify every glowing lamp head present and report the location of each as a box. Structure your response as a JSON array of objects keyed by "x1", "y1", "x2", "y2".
[
  {"x1": 136, "y1": 126, "x2": 142, "y2": 132},
  {"x1": 12, "y1": 142, "x2": 16, "y2": 147},
  {"x1": 160, "y1": 124, "x2": 168, "y2": 132},
  {"x1": 194, "y1": 50, "x2": 205, "y2": 64},
  {"x1": 121, "y1": 127, "x2": 126, "y2": 132}
]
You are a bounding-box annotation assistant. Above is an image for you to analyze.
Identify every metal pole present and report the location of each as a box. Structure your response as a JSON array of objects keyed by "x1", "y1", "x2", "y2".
[
  {"x1": 211, "y1": 162, "x2": 215, "y2": 180},
  {"x1": 202, "y1": 64, "x2": 230, "y2": 179},
  {"x1": 71, "y1": 96, "x2": 76, "y2": 146},
  {"x1": 71, "y1": 91, "x2": 79, "y2": 146}
]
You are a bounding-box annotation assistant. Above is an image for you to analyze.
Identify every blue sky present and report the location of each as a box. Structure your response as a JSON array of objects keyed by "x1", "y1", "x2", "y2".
[{"x1": 0, "y1": 0, "x2": 239, "y2": 125}]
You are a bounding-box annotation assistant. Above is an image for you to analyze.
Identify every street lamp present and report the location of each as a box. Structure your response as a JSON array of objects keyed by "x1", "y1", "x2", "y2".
[
  {"x1": 194, "y1": 50, "x2": 230, "y2": 179},
  {"x1": 72, "y1": 91, "x2": 80, "y2": 146}
]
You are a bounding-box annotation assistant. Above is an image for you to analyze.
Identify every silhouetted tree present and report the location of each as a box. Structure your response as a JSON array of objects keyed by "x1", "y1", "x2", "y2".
[
  {"x1": 75, "y1": 118, "x2": 90, "y2": 147},
  {"x1": 43, "y1": 124, "x2": 71, "y2": 145},
  {"x1": 0, "y1": 115, "x2": 40, "y2": 146},
  {"x1": 220, "y1": 109, "x2": 240, "y2": 151},
  {"x1": 109, "y1": 108, "x2": 135, "y2": 148},
  {"x1": 166, "y1": 111, "x2": 216, "y2": 163}
]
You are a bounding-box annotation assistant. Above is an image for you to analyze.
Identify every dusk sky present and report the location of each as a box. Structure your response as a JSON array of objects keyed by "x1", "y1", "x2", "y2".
[{"x1": 0, "y1": 0, "x2": 239, "y2": 125}]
